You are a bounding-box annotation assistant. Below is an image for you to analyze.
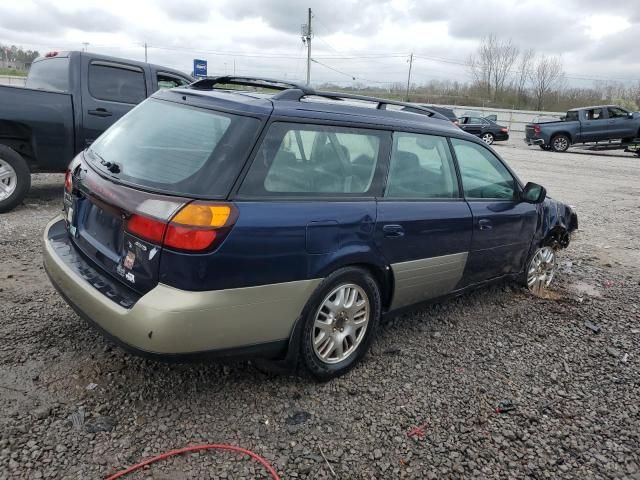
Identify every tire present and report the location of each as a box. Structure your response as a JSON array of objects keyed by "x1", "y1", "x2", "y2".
[
  {"x1": 0, "y1": 145, "x2": 31, "y2": 213},
  {"x1": 550, "y1": 134, "x2": 570, "y2": 153},
  {"x1": 300, "y1": 267, "x2": 381, "y2": 381},
  {"x1": 481, "y1": 132, "x2": 494, "y2": 145},
  {"x1": 521, "y1": 246, "x2": 557, "y2": 295}
]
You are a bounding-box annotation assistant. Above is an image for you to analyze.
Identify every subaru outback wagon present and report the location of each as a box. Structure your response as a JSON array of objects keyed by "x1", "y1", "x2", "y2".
[{"x1": 44, "y1": 76, "x2": 578, "y2": 380}]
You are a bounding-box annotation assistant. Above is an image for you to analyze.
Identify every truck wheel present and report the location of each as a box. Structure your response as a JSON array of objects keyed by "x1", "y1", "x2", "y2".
[
  {"x1": 550, "y1": 134, "x2": 570, "y2": 153},
  {"x1": 0, "y1": 145, "x2": 31, "y2": 213}
]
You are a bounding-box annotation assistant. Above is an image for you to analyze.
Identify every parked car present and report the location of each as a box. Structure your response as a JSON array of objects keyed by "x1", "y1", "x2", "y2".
[
  {"x1": 43, "y1": 76, "x2": 578, "y2": 380},
  {"x1": 419, "y1": 105, "x2": 459, "y2": 125},
  {"x1": 0, "y1": 51, "x2": 193, "y2": 212},
  {"x1": 458, "y1": 115, "x2": 509, "y2": 145},
  {"x1": 525, "y1": 105, "x2": 640, "y2": 152}
]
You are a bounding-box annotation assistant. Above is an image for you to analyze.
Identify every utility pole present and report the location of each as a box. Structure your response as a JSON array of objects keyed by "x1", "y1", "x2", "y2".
[
  {"x1": 144, "y1": 42, "x2": 148, "y2": 63},
  {"x1": 405, "y1": 52, "x2": 413, "y2": 102},
  {"x1": 302, "y1": 8, "x2": 312, "y2": 85}
]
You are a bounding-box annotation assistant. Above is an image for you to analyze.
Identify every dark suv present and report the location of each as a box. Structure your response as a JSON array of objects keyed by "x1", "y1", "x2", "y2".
[{"x1": 44, "y1": 77, "x2": 577, "y2": 380}]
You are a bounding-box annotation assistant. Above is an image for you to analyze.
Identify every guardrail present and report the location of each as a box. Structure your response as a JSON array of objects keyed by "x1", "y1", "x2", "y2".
[
  {"x1": 444, "y1": 105, "x2": 565, "y2": 133},
  {"x1": 0, "y1": 75, "x2": 27, "y2": 87}
]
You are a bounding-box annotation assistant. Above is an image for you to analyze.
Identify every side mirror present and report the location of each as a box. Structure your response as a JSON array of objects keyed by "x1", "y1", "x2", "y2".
[{"x1": 521, "y1": 182, "x2": 546, "y2": 204}]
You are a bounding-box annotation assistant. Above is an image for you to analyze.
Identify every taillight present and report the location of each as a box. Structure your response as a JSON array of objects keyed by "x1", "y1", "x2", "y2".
[
  {"x1": 125, "y1": 202, "x2": 237, "y2": 252},
  {"x1": 500, "y1": 127, "x2": 508, "y2": 133},
  {"x1": 64, "y1": 169, "x2": 73, "y2": 193},
  {"x1": 126, "y1": 214, "x2": 166, "y2": 244},
  {"x1": 533, "y1": 125, "x2": 541, "y2": 136}
]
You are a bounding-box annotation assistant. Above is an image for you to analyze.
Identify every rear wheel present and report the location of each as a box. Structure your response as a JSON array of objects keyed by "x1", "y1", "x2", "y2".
[
  {"x1": 550, "y1": 134, "x2": 570, "y2": 152},
  {"x1": 481, "y1": 132, "x2": 495, "y2": 145},
  {"x1": 0, "y1": 145, "x2": 31, "y2": 213},
  {"x1": 300, "y1": 267, "x2": 381, "y2": 381}
]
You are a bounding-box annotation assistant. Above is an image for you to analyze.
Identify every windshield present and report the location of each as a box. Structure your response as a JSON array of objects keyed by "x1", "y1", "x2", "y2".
[
  {"x1": 26, "y1": 57, "x2": 70, "y2": 92},
  {"x1": 88, "y1": 98, "x2": 261, "y2": 197}
]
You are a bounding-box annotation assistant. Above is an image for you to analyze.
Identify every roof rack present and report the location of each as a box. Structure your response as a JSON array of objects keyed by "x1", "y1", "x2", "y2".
[
  {"x1": 189, "y1": 75, "x2": 315, "y2": 94},
  {"x1": 188, "y1": 75, "x2": 447, "y2": 120},
  {"x1": 273, "y1": 89, "x2": 446, "y2": 119}
]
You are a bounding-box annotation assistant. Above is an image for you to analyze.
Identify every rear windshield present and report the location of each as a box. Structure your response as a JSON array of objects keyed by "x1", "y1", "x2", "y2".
[
  {"x1": 87, "y1": 98, "x2": 261, "y2": 197},
  {"x1": 26, "y1": 58, "x2": 70, "y2": 92}
]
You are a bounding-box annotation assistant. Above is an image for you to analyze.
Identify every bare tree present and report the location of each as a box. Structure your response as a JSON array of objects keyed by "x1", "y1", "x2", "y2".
[
  {"x1": 515, "y1": 48, "x2": 535, "y2": 106},
  {"x1": 531, "y1": 55, "x2": 564, "y2": 111},
  {"x1": 468, "y1": 35, "x2": 519, "y2": 101}
]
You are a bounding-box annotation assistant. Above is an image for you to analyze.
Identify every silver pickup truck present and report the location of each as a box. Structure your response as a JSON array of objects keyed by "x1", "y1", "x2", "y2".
[{"x1": 525, "y1": 105, "x2": 640, "y2": 152}]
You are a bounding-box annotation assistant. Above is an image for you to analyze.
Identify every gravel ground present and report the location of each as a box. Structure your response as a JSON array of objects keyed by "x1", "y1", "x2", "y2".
[{"x1": 0, "y1": 143, "x2": 639, "y2": 479}]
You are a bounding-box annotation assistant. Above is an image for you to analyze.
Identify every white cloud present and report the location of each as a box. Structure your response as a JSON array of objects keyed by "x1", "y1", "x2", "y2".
[{"x1": 0, "y1": 0, "x2": 637, "y2": 86}]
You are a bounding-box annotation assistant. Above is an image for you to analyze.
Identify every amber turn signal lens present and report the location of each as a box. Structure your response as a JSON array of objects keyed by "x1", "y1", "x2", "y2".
[{"x1": 171, "y1": 204, "x2": 232, "y2": 228}]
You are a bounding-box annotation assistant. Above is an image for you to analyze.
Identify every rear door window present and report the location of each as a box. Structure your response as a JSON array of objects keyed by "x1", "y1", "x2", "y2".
[
  {"x1": 89, "y1": 61, "x2": 147, "y2": 104},
  {"x1": 240, "y1": 122, "x2": 387, "y2": 196},
  {"x1": 157, "y1": 73, "x2": 191, "y2": 89}
]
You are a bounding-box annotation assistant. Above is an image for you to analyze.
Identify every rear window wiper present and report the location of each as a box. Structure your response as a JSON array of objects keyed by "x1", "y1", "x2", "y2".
[{"x1": 89, "y1": 149, "x2": 120, "y2": 174}]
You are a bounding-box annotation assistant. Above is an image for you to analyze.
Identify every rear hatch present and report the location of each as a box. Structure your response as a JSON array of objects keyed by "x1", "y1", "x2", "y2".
[
  {"x1": 64, "y1": 161, "x2": 188, "y2": 295},
  {"x1": 64, "y1": 95, "x2": 263, "y2": 295}
]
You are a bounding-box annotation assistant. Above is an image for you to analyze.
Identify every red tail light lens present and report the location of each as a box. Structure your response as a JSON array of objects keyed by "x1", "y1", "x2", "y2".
[
  {"x1": 125, "y1": 202, "x2": 237, "y2": 252},
  {"x1": 500, "y1": 127, "x2": 508, "y2": 133},
  {"x1": 126, "y1": 214, "x2": 166, "y2": 244},
  {"x1": 533, "y1": 125, "x2": 541, "y2": 136},
  {"x1": 64, "y1": 169, "x2": 73, "y2": 193},
  {"x1": 164, "y1": 225, "x2": 217, "y2": 250}
]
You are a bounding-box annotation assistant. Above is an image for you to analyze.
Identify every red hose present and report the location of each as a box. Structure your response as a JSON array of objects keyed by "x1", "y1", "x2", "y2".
[{"x1": 105, "y1": 443, "x2": 281, "y2": 480}]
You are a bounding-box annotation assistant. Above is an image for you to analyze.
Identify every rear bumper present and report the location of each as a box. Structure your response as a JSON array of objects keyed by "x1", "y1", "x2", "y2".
[
  {"x1": 525, "y1": 137, "x2": 545, "y2": 145},
  {"x1": 43, "y1": 216, "x2": 320, "y2": 358}
]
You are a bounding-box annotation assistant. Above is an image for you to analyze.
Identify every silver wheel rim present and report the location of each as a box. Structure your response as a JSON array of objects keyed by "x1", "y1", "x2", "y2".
[
  {"x1": 312, "y1": 283, "x2": 370, "y2": 364},
  {"x1": 554, "y1": 137, "x2": 568, "y2": 151},
  {"x1": 482, "y1": 133, "x2": 493, "y2": 144},
  {"x1": 0, "y1": 158, "x2": 18, "y2": 201},
  {"x1": 527, "y1": 246, "x2": 556, "y2": 294}
]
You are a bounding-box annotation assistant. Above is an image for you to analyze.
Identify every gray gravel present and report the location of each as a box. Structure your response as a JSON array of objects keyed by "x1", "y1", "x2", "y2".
[{"x1": 1, "y1": 144, "x2": 639, "y2": 479}]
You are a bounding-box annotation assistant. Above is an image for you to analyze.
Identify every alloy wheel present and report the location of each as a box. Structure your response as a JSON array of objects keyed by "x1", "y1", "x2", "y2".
[
  {"x1": 0, "y1": 158, "x2": 18, "y2": 201},
  {"x1": 527, "y1": 246, "x2": 556, "y2": 294},
  {"x1": 312, "y1": 283, "x2": 370, "y2": 364},
  {"x1": 482, "y1": 133, "x2": 494, "y2": 145},
  {"x1": 553, "y1": 136, "x2": 569, "y2": 151}
]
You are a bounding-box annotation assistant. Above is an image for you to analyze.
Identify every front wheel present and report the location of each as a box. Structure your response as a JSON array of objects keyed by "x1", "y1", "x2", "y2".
[
  {"x1": 551, "y1": 134, "x2": 570, "y2": 152},
  {"x1": 0, "y1": 145, "x2": 31, "y2": 213},
  {"x1": 524, "y1": 246, "x2": 557, "y2": 295},
  {"x1": 481, "y1": 132, "x2": 495, "y2": 145},
  {"x1": 300, "y1": 267, "x2": 381, "y2": 381}
]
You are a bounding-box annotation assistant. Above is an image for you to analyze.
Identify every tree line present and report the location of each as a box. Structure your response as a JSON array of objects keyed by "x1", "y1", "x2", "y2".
[
  {"x1": 326, "y1": 35, "x2": 640, "y2": 113},
  {"x1": 1, "y1": 44, "x2": 40, "y2": 68}
]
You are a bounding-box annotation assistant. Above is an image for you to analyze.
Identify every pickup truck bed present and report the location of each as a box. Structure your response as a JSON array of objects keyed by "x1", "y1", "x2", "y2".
[
  {"x1": 0, "y1": 50, "x2": 193, "y2": 212},
  {"x1": 0, "y1": 85, "x2": 75, "y2": 171}
]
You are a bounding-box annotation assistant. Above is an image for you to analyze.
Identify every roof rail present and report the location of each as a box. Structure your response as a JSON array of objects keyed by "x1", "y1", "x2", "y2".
[
  {"x1": 190, "y1": 75, "x2": 315, "y2": 94},
  {"x1": 274, "y1": 89, "x2": 448, "y2": 120}
]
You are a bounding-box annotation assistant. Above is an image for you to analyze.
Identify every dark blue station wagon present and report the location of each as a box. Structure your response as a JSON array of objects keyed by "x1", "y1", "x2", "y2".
[{"x1": 44, "y1": 77, "x2": 578, "y2": 380}]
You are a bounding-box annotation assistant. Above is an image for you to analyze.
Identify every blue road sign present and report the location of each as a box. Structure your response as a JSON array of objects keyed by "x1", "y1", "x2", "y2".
[{"x1": 193, "y1": 59, "x2": 207, "y2": 78}]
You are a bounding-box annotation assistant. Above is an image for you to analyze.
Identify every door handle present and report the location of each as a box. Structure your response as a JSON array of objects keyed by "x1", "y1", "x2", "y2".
[
  {"x1": 88, "y1": 108, "x2": 112, "y2": 117},
  {"x1": 383, "y1": 224, "x2": 404, "y2": 238},
  {"x1": 478, "y1": 219, "x2": 493, "y2": 231}
]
